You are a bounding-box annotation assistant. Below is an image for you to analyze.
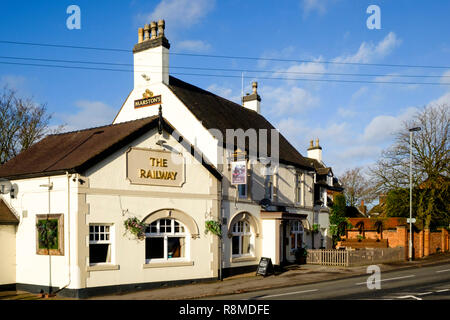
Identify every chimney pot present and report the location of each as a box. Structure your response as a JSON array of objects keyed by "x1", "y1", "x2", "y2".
[
  {"x1": 157, "y1": 19, "x2": 165, "y2": 37},
  {"x1": 150, "y1": 21, "x2": 157, "y2": 39},
  {"x1": 310, "y1": 140, "x2": 314, "y2": 148},
  {"x1": 316, "y1": 138, "x2": 320, "y2": 147},
  {"x1": 144, "y1": 24, "x2": 150, "y2": 40},
  {"x1": 252, "y1": 81, "x2": 258, "y2": 94},
  {"x1": 138, "y1": 28, "x2": 144, "y2": 43}
]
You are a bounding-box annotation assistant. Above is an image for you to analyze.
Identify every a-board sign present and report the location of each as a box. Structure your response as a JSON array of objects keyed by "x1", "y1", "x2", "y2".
[{"x1": 256, "y1": 257, "x2": 274, "y2": 277}]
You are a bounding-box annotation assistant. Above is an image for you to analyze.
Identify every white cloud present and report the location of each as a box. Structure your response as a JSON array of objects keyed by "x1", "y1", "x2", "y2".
[
  {"x1": 362, "y1": 107, "x2": 418, "y2": 144},
  {"x1": 301, "y1": 0, "x2": 329, "y2": 17},
  {"x1": 257, "y1": 46, "x2": 296, "y2": 68},
  {"x1": 440, "y1": 70, "x2": 450, "y2": 85},
  {"x1": 337, "y1": 107, "x2": 358, "y2": 118},
  {"x1": 57, "y1": 100, "x2": 117, "y2": 132},
  {"x1": 276, "y1": 60, "x2": 326, "y2": 80},
  {"x1": 0, "y1": 75, "x2": 26, "y2": 90},
  {"x1": 334, "y1": 32, "x2": 401, "y2": 64},
  {"x1": 263, "y1": 85, "x2": 319, "y2": 116},
  {"x1": 175, "y1": 40, "x2": 211, "y2": 53},
  {"x1": 141, "y1": 0, "x2": 215, "y2": 30},
  {"x1": 428, "y1": 91, "x2": 450, "y2": 106},
  {"x1": 350, "y1": 86, "x2": 369, "y2": 102},
  {"x1": 206, "y1": 84, "x2": 241, "y2": 104}
]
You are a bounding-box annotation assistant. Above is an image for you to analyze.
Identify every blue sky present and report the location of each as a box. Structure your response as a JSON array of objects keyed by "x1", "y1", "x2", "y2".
[{"x1": 0, "y1": 0, "x2": 449, "y2": 175}]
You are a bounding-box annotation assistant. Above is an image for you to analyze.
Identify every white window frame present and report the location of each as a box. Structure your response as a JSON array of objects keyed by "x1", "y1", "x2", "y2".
[
  {"x1": 231, "y1": 220, "x2": 253, "y2": 257},
  {"x1": 145, "y1": 218, "x2": 189, "y2": 263},
  {"x1": 89, "y1": 224, "x2": 114, "y2": 266},
  {"x1": 290, "y1": 221, "x2": 304, "y2": 252}
]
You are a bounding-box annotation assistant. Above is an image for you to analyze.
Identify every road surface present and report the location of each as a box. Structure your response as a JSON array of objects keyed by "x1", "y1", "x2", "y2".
[{"x1": 204, "y1": 262, "x2": 450, "y2": 300}]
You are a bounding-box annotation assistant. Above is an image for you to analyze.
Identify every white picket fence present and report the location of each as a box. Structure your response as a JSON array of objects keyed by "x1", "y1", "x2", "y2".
[
  {"x1": 307, "y1": 249, "x2": 349, "y2": 266},
  {"x1": 306, "y1": 247, "x2": 405, "y2": 267}
]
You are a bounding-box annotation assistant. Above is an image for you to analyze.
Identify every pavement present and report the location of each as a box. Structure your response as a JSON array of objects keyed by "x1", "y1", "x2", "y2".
[{"x1": 2, "y1": 252, "x2": 450, "y2": 300}]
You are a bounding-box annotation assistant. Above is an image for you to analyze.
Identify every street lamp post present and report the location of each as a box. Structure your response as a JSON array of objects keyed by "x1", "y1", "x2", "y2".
[{"x1": 409, "y1": 127, "x2": 421, "y2": 261}]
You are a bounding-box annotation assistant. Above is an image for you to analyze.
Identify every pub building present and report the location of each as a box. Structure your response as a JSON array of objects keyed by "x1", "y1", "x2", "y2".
[{"x1": 0, "y1": 20, "x2": 341, "y2": 298}]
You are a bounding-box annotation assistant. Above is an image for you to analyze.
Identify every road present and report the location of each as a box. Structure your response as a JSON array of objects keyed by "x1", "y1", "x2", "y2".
[{"x1": 204, "y1": 262, "x2": 450, "y2": 300}]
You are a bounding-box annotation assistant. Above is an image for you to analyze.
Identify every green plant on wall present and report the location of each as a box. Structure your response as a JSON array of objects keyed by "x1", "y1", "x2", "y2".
[
  {"x1": 205, "y1": 220, "x2": 222, "y2": 238},
  {"x1": 312, "y1": 224, "x2": 320, "y2": 233},
  {"x1": 36, "y1": 219, "x2": 59, "y2": 250},
  {"x1": 124, "y1": 217, "x2": 146, "y2": 240}
]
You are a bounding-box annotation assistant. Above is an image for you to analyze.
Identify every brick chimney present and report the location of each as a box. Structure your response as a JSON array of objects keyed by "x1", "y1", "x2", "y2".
[
  {"x1": 133, "y1": 19, "x2": 170, "y2": 87},
  {"x1": 360, "y1": 200, "x2": 367, "y2": 215},
  {"x1": 242, "y1": 81, "x2": 261, "y2": 113},
  {"x1": 307, "y1": 138, "x2": 322, "y2": 163}
]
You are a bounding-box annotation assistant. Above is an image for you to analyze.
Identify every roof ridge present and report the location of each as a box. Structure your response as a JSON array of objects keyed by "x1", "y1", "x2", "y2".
[
  {"x1": 49, "y1": 115, "x2": 158, "y2": 137},
  {"x1": 169, "y1": 75, "x2": 261, "y2": 115}
]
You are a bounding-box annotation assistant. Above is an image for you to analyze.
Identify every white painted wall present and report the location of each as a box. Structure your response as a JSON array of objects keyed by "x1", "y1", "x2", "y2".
[
  {"x1": 82, "y1": 128, "x2": 219, "y2": 288},
  {"x1": 134, "y1": 45, "x2": 169, "y2": 87},
  {"x1": 0, "y1": 224, "x2": 16, "y2": 285},
  {"x1": 261, "y1": 219, "x2": 277, "y2": 263},
  {"x1": 4, "y1": 174, "x2": 78, "y2": 289}
]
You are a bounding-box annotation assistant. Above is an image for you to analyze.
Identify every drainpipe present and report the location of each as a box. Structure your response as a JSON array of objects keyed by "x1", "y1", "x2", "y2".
[
  {"x1": 39, "y1": 177, "x2": 53, "y2": 295},
  {"x1": 54, "y1": 172, "x2": 72, "y2": 295},
  {"x1": 219, "y1": 181, "x2": 223, "y2": 281}
]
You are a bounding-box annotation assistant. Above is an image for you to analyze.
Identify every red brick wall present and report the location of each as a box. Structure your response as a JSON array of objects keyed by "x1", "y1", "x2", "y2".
[
  {"x1": 430, "y1": 232, "x2": 442, "y2": 254},
  {"x1": 343, "y1": 226, "x2": 449, "y2": 260}
]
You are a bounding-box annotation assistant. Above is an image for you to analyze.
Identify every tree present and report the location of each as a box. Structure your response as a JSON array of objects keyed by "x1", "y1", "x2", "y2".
[
  {"x1": 385, "y1": 188, "x2": 410, "y2": 218},
  {"x1": 371, "y1": 103, "x2": 449, "y2": 228},
  {"x1": 329, "y1": 193, "x2": 350, "y2": 247},
  {"x1": 0, "y1": 87, "x2": 61, "y2": 164},
  {"x1": 338, "y1": 166, "x2": 377, "y2": 207}
]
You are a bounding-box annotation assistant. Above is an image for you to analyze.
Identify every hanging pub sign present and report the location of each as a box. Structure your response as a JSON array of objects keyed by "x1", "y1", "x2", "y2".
[
  {"x1": 126, "y1": 148, "x2": 185, "y2": 187},
  {"x1": 134, "y1": 89, "x2": 162, "y2": 109},
  {"x1": 231, "y1": 160, "x2": 247, "y2": 185}
]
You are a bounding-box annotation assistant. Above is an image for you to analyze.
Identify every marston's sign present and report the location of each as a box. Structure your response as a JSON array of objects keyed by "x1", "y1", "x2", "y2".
[
  {"x1": 134, "y1": 95, "x2": 162, "y2": 109},
  {"x1": 126, "y1": 148, "x2": 185, "y2": 187}
]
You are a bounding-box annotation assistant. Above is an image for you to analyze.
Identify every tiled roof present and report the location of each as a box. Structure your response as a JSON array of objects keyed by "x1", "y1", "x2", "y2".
[
  {"x1": 0, "y1": 116, "x2": 160, "y2": 179},
  {"x1": 168, "y1": 76, "x2": 315, "y2": 170}
]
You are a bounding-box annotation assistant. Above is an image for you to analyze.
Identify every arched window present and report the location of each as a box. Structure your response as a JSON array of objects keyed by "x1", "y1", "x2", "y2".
[
  {"x1": 145, "y1": 218, "x2": 188, "y2": 262},
  {"x1": 231, "y1": 221, "x2": 252, "y2": 256},
  {"x1": 290, "y1": 220, "x2": 304, "y2": 251}
]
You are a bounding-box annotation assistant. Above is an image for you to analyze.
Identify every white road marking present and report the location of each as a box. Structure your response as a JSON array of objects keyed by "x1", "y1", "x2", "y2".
[
  {"x1": 436, "y1": 269, "x2": 450, "y2": 273},
  {"x1": 398, "y1": 295, "x2": 422, "y2": 300},
  {"x1": 260, "y1": 289, "x2": 318, "y2": 299},
  {"x1": 435, "y1": 289, "x2": 450, "y2": 293},
  {"x1": 355, "y1": 275, "x2": 415, "y2": 285},
  {"x1": 417, "y1": 292, "x2": 433, "y2": 296}
]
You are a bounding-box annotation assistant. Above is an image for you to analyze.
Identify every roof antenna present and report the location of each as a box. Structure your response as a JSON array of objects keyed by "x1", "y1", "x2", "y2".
[{"x1": 241, "y1": 72, "x2": 244, "y2": 105}]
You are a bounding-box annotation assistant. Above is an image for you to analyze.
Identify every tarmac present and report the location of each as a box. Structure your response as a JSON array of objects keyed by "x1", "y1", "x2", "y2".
[{"x1": 2, "y1": 252, "x2": 450, "y2": 300}]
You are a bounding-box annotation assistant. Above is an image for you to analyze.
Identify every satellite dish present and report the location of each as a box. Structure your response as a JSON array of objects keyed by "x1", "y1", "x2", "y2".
[{"x1": 0, "y1": 179, "x2": 17, "y2": 198}]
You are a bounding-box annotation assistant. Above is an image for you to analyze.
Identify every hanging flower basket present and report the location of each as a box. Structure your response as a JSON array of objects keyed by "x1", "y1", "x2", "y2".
[
  {"x1": 124, "y1": 217, "x2": 146, "y2": 240},
  {"x1": 205, "y1": 220, "x2": 222, "y2": 238}
]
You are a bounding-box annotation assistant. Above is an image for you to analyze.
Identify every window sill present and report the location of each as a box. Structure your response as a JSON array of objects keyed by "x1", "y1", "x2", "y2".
[
  {"x1": 231, "y1": 256, "x2": 257, "y2": 263},
  {"x1": 142, "y1": 261, "x2": 194, "y2": 269},
  {"x1": 87, "y1": 264, "x2": 120, "y2": 272}
]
